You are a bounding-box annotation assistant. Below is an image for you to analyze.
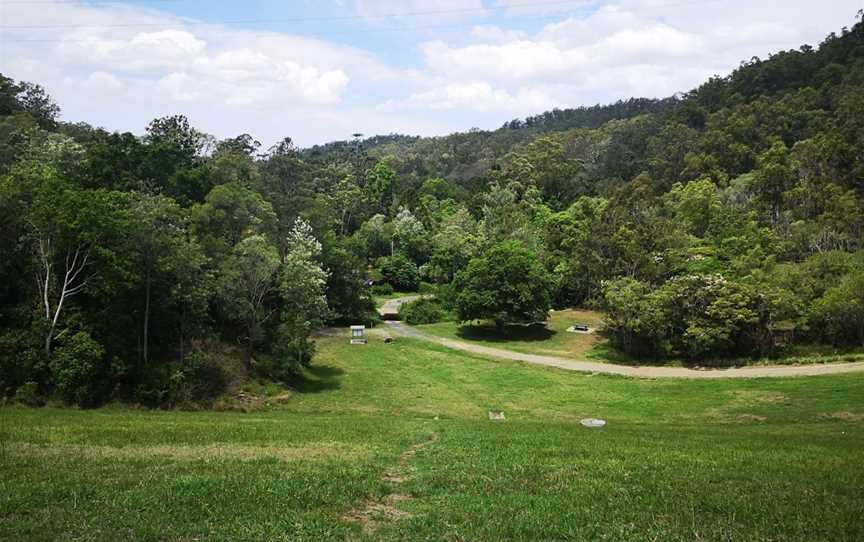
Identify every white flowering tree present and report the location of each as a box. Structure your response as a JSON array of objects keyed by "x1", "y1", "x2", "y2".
[{"x1": 276, "y1": 219, "x2": 330, "y2": 378}]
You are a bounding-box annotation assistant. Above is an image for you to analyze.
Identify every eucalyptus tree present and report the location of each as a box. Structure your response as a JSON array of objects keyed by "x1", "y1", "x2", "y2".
[{"x1": 217, "y1": 235, "x2": 280, "y2": 367}]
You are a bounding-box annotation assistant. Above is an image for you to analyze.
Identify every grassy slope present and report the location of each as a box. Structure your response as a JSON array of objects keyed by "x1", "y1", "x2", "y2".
[{"x1": 2, "y1": 333, "x2": 863, "y2": 541}]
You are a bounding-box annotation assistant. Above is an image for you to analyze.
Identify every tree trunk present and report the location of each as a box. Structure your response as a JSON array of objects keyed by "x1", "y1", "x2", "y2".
[
  {"x1": 143, "y1": 268, "x2": 151, "y2": 365},
  {"x1": 179, "y1": 304, "x2": 186, "y2": 362},
  {"x1": 245, "y1": 315, "x2": 256, "y2": 370},
  {"x1": 44, "y1": 329, "x2": 53, "y2": 357}
]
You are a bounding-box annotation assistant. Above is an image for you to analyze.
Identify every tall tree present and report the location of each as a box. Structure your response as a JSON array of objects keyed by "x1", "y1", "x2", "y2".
[
  {"x1": 275, "y1": 219, "x2": 329, "y2": 377},
  {"x1": 217, "y1": 235, "x2": 280, "y2": 367},
  {"x1": 452, "y1": 241, "x2": 553, "y2": 330}
]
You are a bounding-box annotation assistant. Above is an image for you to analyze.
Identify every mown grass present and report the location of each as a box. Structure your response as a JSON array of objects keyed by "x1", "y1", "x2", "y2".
[
  {"x1": 2, "y1": 333, "x2": 863, "y2": 541},
  {"x1": 371, "y1": 290, "x2": 419, "y2": 304},
  {"x1": 417, "y1": 309, "x2": 864, "y2": 367},
  {"x1": 417, "y1": 308, "x2": 608, "y2": 360}
]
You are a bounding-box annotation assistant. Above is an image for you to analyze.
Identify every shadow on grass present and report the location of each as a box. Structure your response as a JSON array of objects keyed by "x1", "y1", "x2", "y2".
[
  {"x1": 293, "y1": 364, "x2": 344, "y2": 394},
  {"x1": 455, "y1": 322, "x2": 556, "y2": 343}
]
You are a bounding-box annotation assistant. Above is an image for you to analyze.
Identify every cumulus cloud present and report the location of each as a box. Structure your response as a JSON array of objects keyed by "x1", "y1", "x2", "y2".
[
  {"x1": 64, "y1": 71, "x2": 126, "y2": 91},
  {"x1": 469, "y1": 25, "x2": 527, "y2": 43},
  {"x1": 0, "y1": 0, "x2": 414, "y2": 144},
  {"x1": 379, "y1": 81, "x2": 558, "y2": 113},
  {"x1": 409, "y1": 1, "x2": 862, "y2": 117},
  {"x1": 2, "y1": 0, "x2": 862, "y2": 145},
  {"x1": 59, "y1": 29, "x2": 208, "y2": 70},
  {"x1": 53, "y1": 27, "x2": 355, "y2": 107},
  {"x1": 422, "y1": 6, "x2": 705, "y2": 84}
]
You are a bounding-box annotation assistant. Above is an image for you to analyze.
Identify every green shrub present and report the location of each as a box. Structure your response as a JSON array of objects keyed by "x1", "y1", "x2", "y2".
[
  {"x1": 370, "y1": 283, "x2": 394, "y2": 296},
  {"x1": 14, "y1": 381, "x2": 45, "y2": 407},
  {"x1": 379, "y1": 253, "x2": 420, "y2": 291},
  {"x1": 269, "y1": 323, "x2": 316, "y2": 383},
  {"x1": 399, "y1": 298, "x2": 447, "y2": 325},
  {"x1": 134, "y1": 351, "x2": 228, "y2": 408},
  {"x1": 50, "y1": 331, "x2": 105, "y2": 406},
  {"x1": 436, "y1": 282, "x2": 457, "y2": 310},
  {"x1": 168, "y1": 352, "x2": 228, "y2": 406},
  {"x1": 418, "y1": 281, "x2": 437, "y2": 294},
  {"x1": 0, "y1": 329, "x2": 46, "y2": 394},
  {"x1": 809, "y1": 270, "x2": 864, "y2": 346}
]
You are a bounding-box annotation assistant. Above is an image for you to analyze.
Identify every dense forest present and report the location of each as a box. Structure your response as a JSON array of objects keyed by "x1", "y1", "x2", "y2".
[{"x1": 1, "y1": 13, "x2": 863, "y2": 407}]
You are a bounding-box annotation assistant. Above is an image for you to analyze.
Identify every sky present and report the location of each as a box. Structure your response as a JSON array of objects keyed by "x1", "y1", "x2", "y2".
[{"x1": 1, "y1": 0, "x2": 861, "y2": 148}]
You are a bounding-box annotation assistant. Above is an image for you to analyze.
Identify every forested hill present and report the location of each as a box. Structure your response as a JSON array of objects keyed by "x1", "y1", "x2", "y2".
[
  {"x1": 316, "y1": 17, "x2": 863, "y2": 186},
  {"x1": 304, "y1": 96, "x2": 677, "y2": 166},
  {"x1": 1, "y1": 14, "x2": 863, "y2": 407}
]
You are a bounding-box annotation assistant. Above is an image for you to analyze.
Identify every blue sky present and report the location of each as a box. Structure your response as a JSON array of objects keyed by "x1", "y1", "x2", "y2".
[{"x1": 2, "y1": 0, "x2": 861, "y2": 147}]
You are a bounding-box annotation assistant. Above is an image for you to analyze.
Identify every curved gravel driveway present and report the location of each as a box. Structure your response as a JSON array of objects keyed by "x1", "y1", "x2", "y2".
[{"x1": 381, "y1": 318, "x2": 864, "y2": 380}]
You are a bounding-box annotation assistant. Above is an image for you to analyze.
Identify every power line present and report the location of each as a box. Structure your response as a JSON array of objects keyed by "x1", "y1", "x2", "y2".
[
  {"x1": 0, "y1": 11, "x2": 590, "y2": 43},
  {"x1": 1, "y1": 0, "x2": 179, "y2": 3},
  {"x1": 0, "y1": 0, "x2": 595, "y2": 29},
  {"x1": 0, "y1": 0, "x2": 725, "y2": 45}
]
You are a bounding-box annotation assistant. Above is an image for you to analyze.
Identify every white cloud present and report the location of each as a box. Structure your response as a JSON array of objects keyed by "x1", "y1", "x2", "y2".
[
  {"x1": 380, "y1": 81, "x2": 558, "y2": 113},
  {"x1": 54, "y1": 28, "x2": 355, "y2": 107},
  {"x1": 422, "y1": 6, "x2": 704, "y2": 84},
  {"x1": 470, "y1": 25, "x2": 527, "y2": 43},
  {"x1": 2, "y1": 0, "x2": 862, "y2": 146},
  {"x1": 59, "y1": 29, "x2": 207, "y2": 70},
  {"x1": 421, "y1": 40, "x2": 583, "y2": 81},
  {"x1": 65, "y1": 71, "x2": 126, "y2": 91},
  {"x1": 1, "y1": 0, "x2": 409, "y2": 144},
  {"x1": 410, "y1": 1, "x2": 861, "y2": 116},
  {"x1": 156, "y1": 72, "x2": 200, "y2": 102}
]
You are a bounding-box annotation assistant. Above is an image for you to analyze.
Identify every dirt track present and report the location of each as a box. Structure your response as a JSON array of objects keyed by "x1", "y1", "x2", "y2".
[
  {"x1": 382, "y1": 320, "x2": 864, "y2": 380},
  {"x1": 377, "y1": 295, "x2": 424, "y2": 318}
]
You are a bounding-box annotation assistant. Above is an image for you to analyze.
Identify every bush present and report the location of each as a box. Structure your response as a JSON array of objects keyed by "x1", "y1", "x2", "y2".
[
  {"x1": 399, "y1": 298, "x2": 447, "y2": 325},
  {"x1": 269, "y1": 323, "x2": 316, "y2": 383},
  {"x1": 134, "y1": 351, "x2": 228, "y2": 408},
  {"x1": 370, "y1": 283, "x2": 394, "y2": 296},
  {"x1": 14, "y1": 381, "x2": 45, "y2": 407},
  {"x1": 50, "y1": 331, "x2": 105, "y2": 406},
  {"x1": 168, "y1": 352, "x2": 228, "y2": 406},
  {"x1": 418, "y1": 281, "x2": 437, "y2": 294},
  {"x1": 436, "y1": 282, "x2": 458, "y2": 311},
  {"x1": 379, "y1": 253, "x2": 420, "y2": 291},
  {"x1": 0, "y1": 329, "x2": 46, "y2": 395},
  {"x1": 809, "y1": 270, "x2": 864, "y2": 346},
  {"x1": 602, "y1": 274, "x2": 767, "y2": 360}
]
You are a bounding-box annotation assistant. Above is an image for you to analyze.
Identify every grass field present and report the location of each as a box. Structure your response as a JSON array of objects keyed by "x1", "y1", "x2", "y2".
[
  {"x1": 416, "y1": 309, "x2": 619, "y2": 361},
  {"x1": 416, "y1": 309, "x2": 864, "y2": 367},
  {"x1": 2, "y1": 333, "x2": 864, "y2": 541}
]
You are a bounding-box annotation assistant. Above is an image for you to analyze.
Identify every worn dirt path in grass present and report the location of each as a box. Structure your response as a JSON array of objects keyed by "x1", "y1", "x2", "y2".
[
  {"x1": 383, "y1": 321, "x2": 864, "y2": 379},
  {"x1": 344, "y1": 432, "x2": 439, "y2": 535}
]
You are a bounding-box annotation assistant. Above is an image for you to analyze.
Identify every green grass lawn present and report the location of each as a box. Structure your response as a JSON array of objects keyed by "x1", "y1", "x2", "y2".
[
  {"x1": 417, "y1": 308, "x2": 614, "y2": 361},
  {"x1": 2, "y1": 333, "x2": 864, "y2": 541},
  {"x1": 417, "y1": 309, "x2": 864, "y2": 367},
  {"x1": 371, "y1": 291, "x2": 422, "y2": 310}
]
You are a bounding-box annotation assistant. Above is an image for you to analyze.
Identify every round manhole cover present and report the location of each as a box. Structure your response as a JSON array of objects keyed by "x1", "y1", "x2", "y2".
[{"x1": 580, "y1": 418, "x2": 607, "y2": 428}]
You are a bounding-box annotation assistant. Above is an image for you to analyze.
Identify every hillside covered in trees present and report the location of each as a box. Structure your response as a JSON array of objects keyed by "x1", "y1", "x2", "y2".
[{"x1": 1, "y1": 13, "x2": 863, "y2": 407}]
